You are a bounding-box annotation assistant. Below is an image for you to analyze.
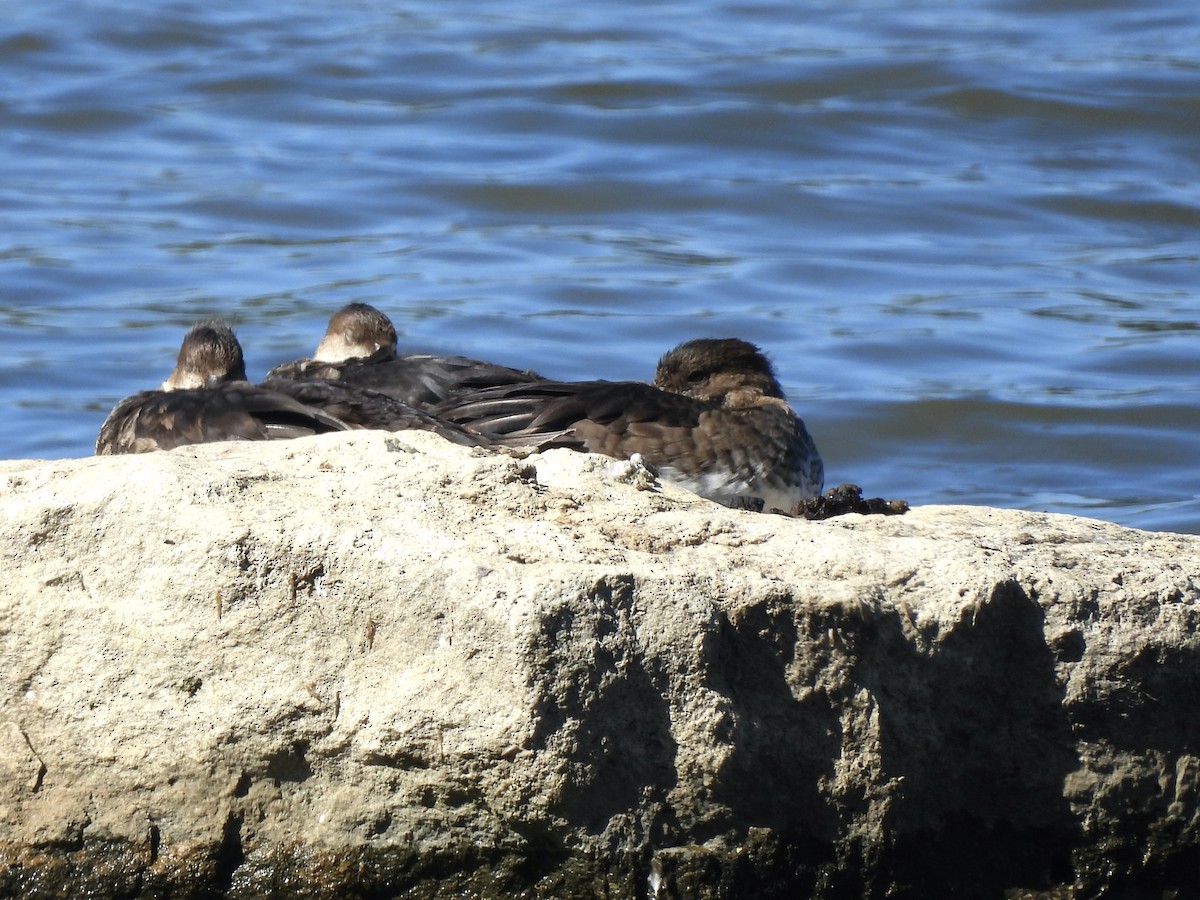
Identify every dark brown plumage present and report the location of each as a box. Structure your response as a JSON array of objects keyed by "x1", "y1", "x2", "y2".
[
  {"x1": 160, "y1": 319, "x2": 248, "y2": 389},
  {"x1": 265, "y1": 303, "x2": 544, "y2": 407},
  {"x1": 306, "y1": 302, "x2": 398, "y2": 364},
  {"x1": 95, "y1": 322, "x2": 485, "y2": 454},
  {"x1": 260, "y1": 377, "x2": 485, "y2": 447},
  {"x1": 95, "y1": 383, "x2": 351, "y2": 454},
  {"x1": 96, "y1": 323, "x2": 349, "y2": 454},
  {"x1": 434, "y1": 338, "x2": 824, "y2": 513}
]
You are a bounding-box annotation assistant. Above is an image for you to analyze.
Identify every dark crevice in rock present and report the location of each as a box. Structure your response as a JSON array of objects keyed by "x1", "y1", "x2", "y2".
[
  {"x1": 265, "y1": 740, "x2": 313, "y2": 786},
  {"x1": 213, "y1": 811, "x2": 245, "y2": 893},
  {"x1": 231, "y1": 772, "x2": 252, "y2": 798},
  {"x1": 147, "y1": 822, "x2": 160, "y2": 865}
]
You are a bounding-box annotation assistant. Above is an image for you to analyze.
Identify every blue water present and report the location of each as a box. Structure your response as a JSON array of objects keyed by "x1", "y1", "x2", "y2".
[{"x1": 3, "y1": 0, "x2": 1199, "y2": 532}]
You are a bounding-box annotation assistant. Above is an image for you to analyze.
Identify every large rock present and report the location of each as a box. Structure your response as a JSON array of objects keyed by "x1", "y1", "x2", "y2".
[{"x1": 1, "y1": 431, "x2": 1197, "y2": 898}]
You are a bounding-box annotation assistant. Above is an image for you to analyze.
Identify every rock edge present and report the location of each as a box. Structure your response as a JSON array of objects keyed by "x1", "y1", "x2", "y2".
[{"x1": 2, "y1": 431, "x2": 1199, "y2": 898}]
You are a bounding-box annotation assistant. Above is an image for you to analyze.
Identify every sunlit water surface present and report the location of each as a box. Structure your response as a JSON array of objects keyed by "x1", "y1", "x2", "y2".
[{"x1": 3, "y1": 0, "x2": 1199, "y2": 532}]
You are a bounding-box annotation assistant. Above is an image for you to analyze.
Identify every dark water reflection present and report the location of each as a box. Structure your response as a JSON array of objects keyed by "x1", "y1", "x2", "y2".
[{"x1": 2, "y1": 0, "x2": 1198, "y2": 532}]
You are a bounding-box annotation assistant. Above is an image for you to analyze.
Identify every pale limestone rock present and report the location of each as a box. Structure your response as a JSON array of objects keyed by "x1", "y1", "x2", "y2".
[{"x1": 0, "y1": 430, "x2": 1198, "y2": 898}]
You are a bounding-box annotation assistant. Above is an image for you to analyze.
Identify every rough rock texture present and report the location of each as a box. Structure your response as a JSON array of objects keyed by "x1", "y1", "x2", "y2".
[{"x1": 1, "y1": 431, "x2": 1198, "y2": 899}]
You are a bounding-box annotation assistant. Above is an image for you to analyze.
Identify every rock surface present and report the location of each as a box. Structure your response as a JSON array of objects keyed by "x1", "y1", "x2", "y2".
[{"x1": 1, "y1": 430, "x2": 1198, "y2": 899}]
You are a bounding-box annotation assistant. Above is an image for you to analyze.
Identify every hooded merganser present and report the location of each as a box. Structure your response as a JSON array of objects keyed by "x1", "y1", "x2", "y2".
[
  {"x1": 265, "y1": 303, "x2": 544, "y2": 407},
  {"x1": 311, "y1": 301, "x2": 398, "y2": 362},
  {"x1": 433, "y1": 338, "x2": 824, "y2": 513},
  {"x1": 96, "y1": 323, "x2": 349, "y2": 454},
  {"x1": 96, "y1": 322, "x2": 482, "y2": 454}
]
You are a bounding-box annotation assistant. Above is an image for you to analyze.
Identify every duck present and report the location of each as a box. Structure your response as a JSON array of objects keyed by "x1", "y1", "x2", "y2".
[
  {"x1": 96, "y1": 322, "x2": 483, "y2": 454},
  {"x1": 264, "y1": 302, "x2": 544, "y2": 408},
  {"x1": 432, "y1": 338, "x2": 824, "y2": 513}
]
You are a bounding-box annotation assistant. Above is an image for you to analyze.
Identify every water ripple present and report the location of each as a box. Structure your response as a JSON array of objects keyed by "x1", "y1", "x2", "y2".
[{"x1": 2, "y1": 0, "x2": 1199, "y2": 533}]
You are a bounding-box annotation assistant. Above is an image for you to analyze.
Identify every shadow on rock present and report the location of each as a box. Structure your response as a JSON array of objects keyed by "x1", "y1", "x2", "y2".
[
  {"x1": 522, "y1": 576, "x2": 679, "y2": 844},
  {"x1": 851, "y1": 579, "x2": 1080, "y2": 897},
  {"x1": 705, "y1": 602, "x2": 842, "y2": 839}
]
